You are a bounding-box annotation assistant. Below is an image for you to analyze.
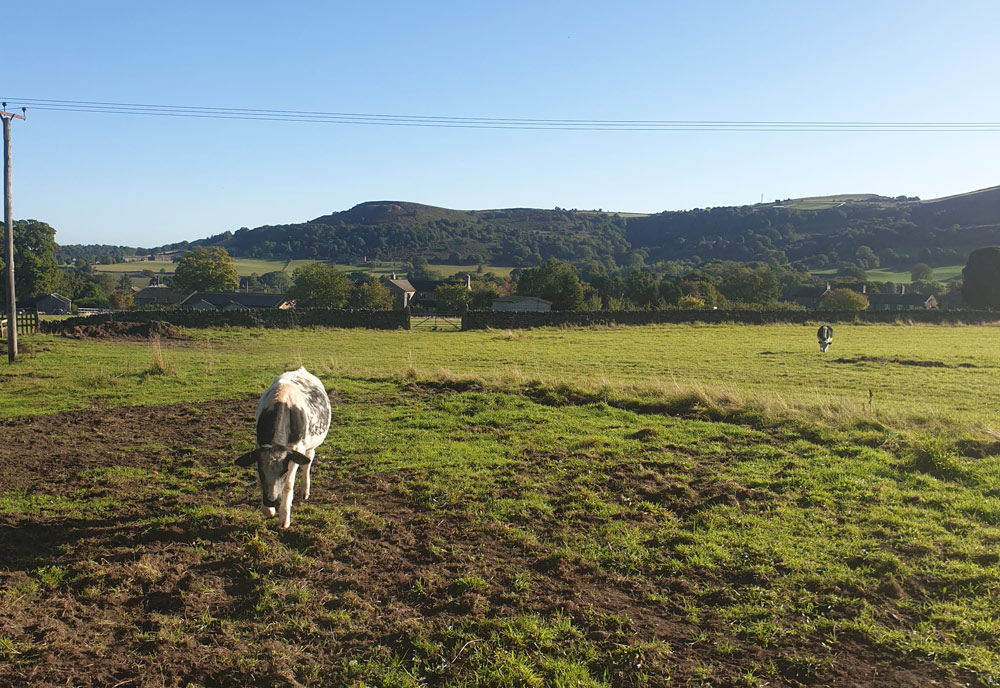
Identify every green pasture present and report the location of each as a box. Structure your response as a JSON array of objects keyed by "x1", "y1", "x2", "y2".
[
  {"x1": 3, "y1": 322, "x2": 1000, "y2": 684},
  {"x1": 4, "y1": 322, "x2": 1000, "y2": 435},
  {"x1": 773, "y1": 194, "x2": 889, "y2": 210},
  {"x1": 812, "y1": 264, "x2": 964, "y2": 283}
]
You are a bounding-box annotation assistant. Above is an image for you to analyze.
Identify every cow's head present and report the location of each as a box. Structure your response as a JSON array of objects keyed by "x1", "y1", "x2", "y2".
[{"x1": 235, "y1": 444, "x2": 310, "y2": 509}]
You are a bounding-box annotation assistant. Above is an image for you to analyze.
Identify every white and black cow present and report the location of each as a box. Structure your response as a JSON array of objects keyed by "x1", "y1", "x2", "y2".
[
  {"x1": 236, "y1": 367, "x2": 331, "y2": 528},
  {"x1": 817, "y1": 324, "x2": 834, "y2": 353}
]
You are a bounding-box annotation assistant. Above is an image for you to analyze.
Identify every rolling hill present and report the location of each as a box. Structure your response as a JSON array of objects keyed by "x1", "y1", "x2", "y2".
[{"x1": 59, "y1": 185, "x2": 1000, "y2": 271}]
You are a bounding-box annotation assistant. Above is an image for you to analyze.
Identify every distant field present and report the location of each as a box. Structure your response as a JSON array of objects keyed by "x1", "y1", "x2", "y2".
[
  {"x1": 93, "y1": 258, "x2": 317, "y2": 276},
  {"x1": 578, "y1": 210, "x2": 651, "y2": 218},
  {"x1": 93, "y1": 259, "x2": 513, "y2": 279},
  {"x1": 771, "y1": 194, "x2": 888, "y2": 210},
  {"x1": 812, "y1": 264, "x2": 963, "y2": 283}
]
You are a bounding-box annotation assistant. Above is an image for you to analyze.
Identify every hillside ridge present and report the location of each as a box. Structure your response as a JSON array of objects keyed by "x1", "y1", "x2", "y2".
[{"x1": 58, "y1": 185, "x2": 1000, "y2": 270}]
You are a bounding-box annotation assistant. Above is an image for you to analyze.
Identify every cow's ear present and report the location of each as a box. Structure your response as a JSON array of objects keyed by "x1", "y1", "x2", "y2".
[
  {"x1": 235, "y1": 451, "x2": 257, "y2": 467},
  {"x1": 287, "y1": 451, "x2": 311, "y2": 465}
]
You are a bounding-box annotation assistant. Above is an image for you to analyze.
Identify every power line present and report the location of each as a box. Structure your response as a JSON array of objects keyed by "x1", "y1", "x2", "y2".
[{"x1": 2, "y1": 97, "x2": 999, "y2": 131}]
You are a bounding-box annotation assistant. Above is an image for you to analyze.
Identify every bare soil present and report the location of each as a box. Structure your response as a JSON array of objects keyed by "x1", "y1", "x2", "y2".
[
  {"x1": 57, "y1": 319, "x2": 187, "y2": 341},
  {"x1": 0, "y1": 399, "x2": 974, "y2": 687},
  {"x1": 831, "y1": 355, "x2": 977, "y2": 369}
]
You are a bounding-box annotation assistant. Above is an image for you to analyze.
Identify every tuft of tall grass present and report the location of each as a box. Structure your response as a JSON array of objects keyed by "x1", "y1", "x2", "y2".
[{"x1": 148, "y1": 335, "x2": 167, "y2": 375}]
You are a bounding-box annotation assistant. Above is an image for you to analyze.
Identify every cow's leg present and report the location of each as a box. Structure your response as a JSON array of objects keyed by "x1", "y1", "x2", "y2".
[
  {"x1": 303, "y1": 449, "x2": 316, "y2": 501},
  {"x1": 278, "y1": 463, "x2": 299, "y2": 528},
  {"x1": 259, "y1": 473, "x2": 277, "y2": 518}
]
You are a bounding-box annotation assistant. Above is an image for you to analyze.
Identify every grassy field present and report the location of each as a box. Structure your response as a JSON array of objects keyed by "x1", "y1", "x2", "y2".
[
  {"x1": 4, "y1": 323, "x2": 1000, "y2": 431},
  {"x1": 2, "y1": 323, "x2": 999, "y2": 686},
  {"x1": 93, "y1": 258, "x2": 315, "y2": 276},
  {"x1": 813, "y1": 265, "x2": 964, "y2": 284},
  {"x1": 771, "y1": 195, "x2": 889, "y2": 211},
  {"x1": 93, "y1": 259, "x2": 513, "y2": 280}
]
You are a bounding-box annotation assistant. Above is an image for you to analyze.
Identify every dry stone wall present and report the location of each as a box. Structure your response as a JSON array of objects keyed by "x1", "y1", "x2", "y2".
[
  {"x1": 42, "y1": 308, "x2": 410, "y2": 332},
  {"x1": 460, "y1": 309, "x2": 1000, "y2": 330}
]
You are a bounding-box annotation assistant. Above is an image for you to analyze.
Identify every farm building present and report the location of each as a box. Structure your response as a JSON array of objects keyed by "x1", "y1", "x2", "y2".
[
  {"x1": 181, "y1": 292, "x2": 292, "y2": 311},
  {"x1": 492, "y1": 295, "x2": 552, "y2": 312},
  {"x1": 389, "y1": 274, "x2": 472, "y2": 311},
  {"x1": 387, "y1": 277, "x2": 416, "y2": 310},
  {"x1": 787, "y1": 283, "x2": 831, "y2": 310},
  {"x1": 867, "y1": 292, "x2": 938, "y2": 311},
  {"x1": 133, "y1": 286, "x2": 191, "y2": 309},
  {"x1": 31, "y1": 293, "x2": 72, "y2": 314}
]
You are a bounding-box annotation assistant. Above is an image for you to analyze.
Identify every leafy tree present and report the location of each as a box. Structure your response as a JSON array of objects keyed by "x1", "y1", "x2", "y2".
[
  {"x1": 961, "y1": 247, "x2": 1000, "y2": 309},
  {"x1": 909, "y1": 279, "x2": 945, "y2": 296},
  {"x1": 243, "y1": 273, "x2": 263, "y2": 292},
  {"x1": 719, "y1": 267, "x2": 779, "y2": 305},
  {"x1": 820, "y1": 288, "x2": 869, "y2": 311},
  {"x1": 288, "y1": 263, "x2": 352, "y2": 307},
  {"x1": 678, "y1": 295, "x2": 706, "y2": 309},
  {"x1": 172, "y1": 247, "x2": 238, "y2": 293},
  {"x1": 624, "y1": 269, "x2": 659, "y2": 308},
  {"x1": 55, "y1": 268, "x2": 85, "y2": 300},
  {"x1": 116, "y1": 274, "x2": 133, "y2": 290},
  {"x1": 659, "y1": 278, "x2": 683, "y2": 306},
  {"x1": 0, "y1": 220, "x2": 60, "y2": 299},
  {"x1": 110, "y1": 288, "x2": 134, "y2": 310},
  {"x1": 838, "y1": 266, "x2": 867, "y2": 281},
  {"x1": 260, "y1": 270, "x2": 292, "y2": 293},
  {"x1": 350, "y1": 280, "x2": 392, "y2": 309},
  {"x1": 515, "y1": 258, "x2": 584, "y2": 311},
  {"x1": 407, "y1": 257, "x2": 436, "y2": 281},
  {"x1": 469, "y1": 283, "x2": 500, "y2": 310},
  {"x1": 910, "y1": 263, "x2": 934, "y2": 281},
  {"x1": 435, "y1": 284, "x2": 470, "y2": 313},
  {"x1": 855, "y1": 245, "x2": 879, "y2": 270}
]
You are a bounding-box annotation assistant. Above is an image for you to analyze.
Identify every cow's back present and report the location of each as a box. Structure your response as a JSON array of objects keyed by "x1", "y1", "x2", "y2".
[{"x1": 255, "y1": 368, "x2": 331, "y2": 450}]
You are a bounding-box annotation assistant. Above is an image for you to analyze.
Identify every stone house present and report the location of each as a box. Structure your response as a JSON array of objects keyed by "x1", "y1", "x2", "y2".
[
  {"x1": 787, "y1": 283, "x2": 832, "y2": 310},
  {"x1": 867, "y1": 286, "x2": 938, "y2": 311},
  {"x1": 387, "y1": 278, "x2": 417, "y2": 310},
  {"x1": 387, "y1": 273, "x2": 472, "y2": 311}
]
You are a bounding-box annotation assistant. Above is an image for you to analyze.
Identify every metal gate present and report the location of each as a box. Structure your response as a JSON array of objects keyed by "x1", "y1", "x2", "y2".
[{"x1": 410, "y1": 313, "x2": 462, "y2": 331}]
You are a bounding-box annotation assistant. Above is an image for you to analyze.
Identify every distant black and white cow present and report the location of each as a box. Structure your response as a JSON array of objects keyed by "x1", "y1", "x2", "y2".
[
  {"x1": 817, "y1": 324, "x2": 834, "y2": 353},
  {"x1": 235, "y1": 367, "x2": 331, "y2": 528}
]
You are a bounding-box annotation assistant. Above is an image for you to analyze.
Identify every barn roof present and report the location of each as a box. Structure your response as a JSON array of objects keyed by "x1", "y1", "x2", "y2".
[
  {"x1": 493, "y1": 295, "x2": 552, "y2": 305},
  {"x1": 387, "y1": 278, "x2": 416, "y2": 293},
  {"x1": 133, "y1": 286, "x2": 190, "y2": 305},
  {"x1": 867, "y1": 293, "x2": 936, "y2": 306},
  {"x1": 181, "y1": 292, "x2": 290, "y2": 309}
]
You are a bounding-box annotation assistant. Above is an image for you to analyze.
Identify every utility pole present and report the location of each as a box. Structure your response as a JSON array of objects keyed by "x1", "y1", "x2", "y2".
[{"x1": 2, "y1": 103, "x2": 26, "y2": 363}]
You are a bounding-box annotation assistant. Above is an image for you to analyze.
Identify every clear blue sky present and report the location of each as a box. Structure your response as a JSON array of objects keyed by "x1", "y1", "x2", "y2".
[{"x1": 4, "y1": 1, "x2": 999, "y2": 246}]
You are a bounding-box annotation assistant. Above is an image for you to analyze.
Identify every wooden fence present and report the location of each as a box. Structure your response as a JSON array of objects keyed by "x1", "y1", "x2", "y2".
[{"x1": 1, "y1": 310, "x2": 39, "y2": 337}]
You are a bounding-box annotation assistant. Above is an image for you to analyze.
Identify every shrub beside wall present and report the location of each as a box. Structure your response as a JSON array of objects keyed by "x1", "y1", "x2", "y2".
[
  {"x1": 41, "y1": 308, "x2": 410, "y2": 333},
  {"x1": 461, "y1": 309, "x2": 1000, "y2": 330}
]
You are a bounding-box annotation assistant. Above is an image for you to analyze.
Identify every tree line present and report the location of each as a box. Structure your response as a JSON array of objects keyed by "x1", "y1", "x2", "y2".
[{"x1": 12, "y1": 217, "x2": 1000, "y2": 314}]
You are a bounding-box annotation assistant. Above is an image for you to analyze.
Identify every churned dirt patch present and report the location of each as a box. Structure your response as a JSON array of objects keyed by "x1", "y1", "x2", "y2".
[
  {"x1": 0, "y1": 398, "x2": 975, "y2": 687},
  {"x1": 831, "y1": 355, "x2": 977, "y2": 369},
  {"x1": 58, "y1": 319, "x2": 187, "y2": 341}
]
